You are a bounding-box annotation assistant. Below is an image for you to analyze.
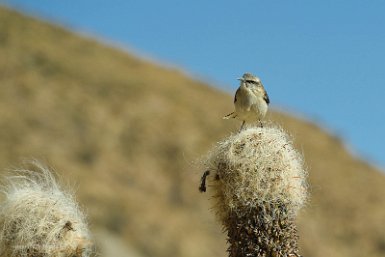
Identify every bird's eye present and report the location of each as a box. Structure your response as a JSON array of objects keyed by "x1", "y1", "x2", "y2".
[{"x1": 246, "y1": 80, "x2": 258, "y2": 84}]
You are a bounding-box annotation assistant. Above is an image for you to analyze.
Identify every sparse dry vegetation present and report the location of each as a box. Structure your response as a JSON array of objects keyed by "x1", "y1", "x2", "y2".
[{"x1": 0, "y1": 6, "x2": 385, "y2": 257}]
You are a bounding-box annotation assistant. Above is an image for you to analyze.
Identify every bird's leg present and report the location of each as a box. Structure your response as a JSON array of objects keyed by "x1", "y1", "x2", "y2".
[
  {"x1": 259, "y1": 119, "x2": 263, "y2": 128},
  {"x1": 199, "y1": 170, "x2": 210, "y2": 192},
  {"x1": 239, "y1": 121, "x2": 246, "y2": 132}
]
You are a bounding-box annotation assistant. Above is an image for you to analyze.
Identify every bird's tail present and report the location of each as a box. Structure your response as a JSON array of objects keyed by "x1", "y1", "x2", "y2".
[{"x1": 223, "y1": 112, "x2": 237, "y2": 119}]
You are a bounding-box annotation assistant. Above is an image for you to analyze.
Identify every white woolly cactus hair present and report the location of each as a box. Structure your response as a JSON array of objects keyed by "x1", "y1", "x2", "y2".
[
  {"x1": 0, "y1": 161, "x2": 92, "y2": 257},
  {"x1": 206, "y1": 125, "x2": 308, "y2": 219}
]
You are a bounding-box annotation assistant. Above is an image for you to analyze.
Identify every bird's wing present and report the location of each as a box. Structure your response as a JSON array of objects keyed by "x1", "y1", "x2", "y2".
[
  {"x1": 234, "y1": 87, "x2": 240, "y2": 103},
  {"x1": 263, "y1": 91, "x2": 270, "y2": 105}
]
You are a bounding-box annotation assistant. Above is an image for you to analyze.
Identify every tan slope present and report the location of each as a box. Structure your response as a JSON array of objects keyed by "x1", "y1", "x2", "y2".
[{"x1": 0, "y1": 6, "x2": 384, "y2": 257}]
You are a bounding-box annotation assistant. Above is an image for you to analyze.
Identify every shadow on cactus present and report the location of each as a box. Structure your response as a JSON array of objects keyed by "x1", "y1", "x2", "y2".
[{"x1": 200, "y1": 125, "x2": 308, "y2": 257}]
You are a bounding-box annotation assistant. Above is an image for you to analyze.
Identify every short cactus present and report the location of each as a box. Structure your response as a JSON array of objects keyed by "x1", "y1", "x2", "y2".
[
  {"x1": 0, "y1": 161, "x2": 92, "y2": 257},
  {"x1": 201, "y1": 125, "x2": 308, "y2": 257}
]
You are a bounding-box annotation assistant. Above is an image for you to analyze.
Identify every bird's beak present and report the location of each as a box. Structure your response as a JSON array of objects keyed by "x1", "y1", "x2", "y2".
[{"x1": 237, "y1": 78, "x2": 244, "y2": 81}]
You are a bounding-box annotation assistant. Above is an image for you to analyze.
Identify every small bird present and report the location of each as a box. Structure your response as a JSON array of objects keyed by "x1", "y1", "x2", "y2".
[{"x1": 223, "y1": 73, "x2": 270, "y2": 130}]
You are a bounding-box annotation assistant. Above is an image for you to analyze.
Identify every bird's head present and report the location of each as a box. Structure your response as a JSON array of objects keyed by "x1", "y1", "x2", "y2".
[{"x1": 238, "y1": 73, "x2": 262, "y2": 87}]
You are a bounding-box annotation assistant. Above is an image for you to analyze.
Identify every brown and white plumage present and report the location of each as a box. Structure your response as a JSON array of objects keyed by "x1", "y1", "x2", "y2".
[{"x1": 224, "y1": 73, "x2": 270, "y2": 130}]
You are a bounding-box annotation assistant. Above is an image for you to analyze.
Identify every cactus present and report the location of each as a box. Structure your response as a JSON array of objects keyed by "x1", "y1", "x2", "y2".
[
  {"x1": 0, "y1": 161, "x2": 92, "y2": 257},
  {"x1": 201, "y1": 126, "x2": 308, "y2": 257}
]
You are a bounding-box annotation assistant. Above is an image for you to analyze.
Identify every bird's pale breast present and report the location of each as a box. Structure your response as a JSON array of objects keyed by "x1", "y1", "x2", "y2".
[{"x1": 234, "y1": 86, "x2": 267, "y2": 122}]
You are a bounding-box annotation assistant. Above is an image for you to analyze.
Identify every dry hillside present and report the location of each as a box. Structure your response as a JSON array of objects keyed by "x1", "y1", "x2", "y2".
[{"x1": 0, "y1": 6, "x2": 385, "y2": 257}]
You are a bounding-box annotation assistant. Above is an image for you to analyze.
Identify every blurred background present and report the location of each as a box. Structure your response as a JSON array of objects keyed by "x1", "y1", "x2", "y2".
[{"x1": 0, "y1": 1, "x2": 384, "y2": 257}]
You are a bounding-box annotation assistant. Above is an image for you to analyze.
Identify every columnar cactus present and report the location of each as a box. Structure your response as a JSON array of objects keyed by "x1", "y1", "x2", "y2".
[
  {"x1": 0, "y1": 162, "x2": 92, "y2": 257},
  {"x1": 201, "y1": 126, "x2": 307, "y2": 257}
]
